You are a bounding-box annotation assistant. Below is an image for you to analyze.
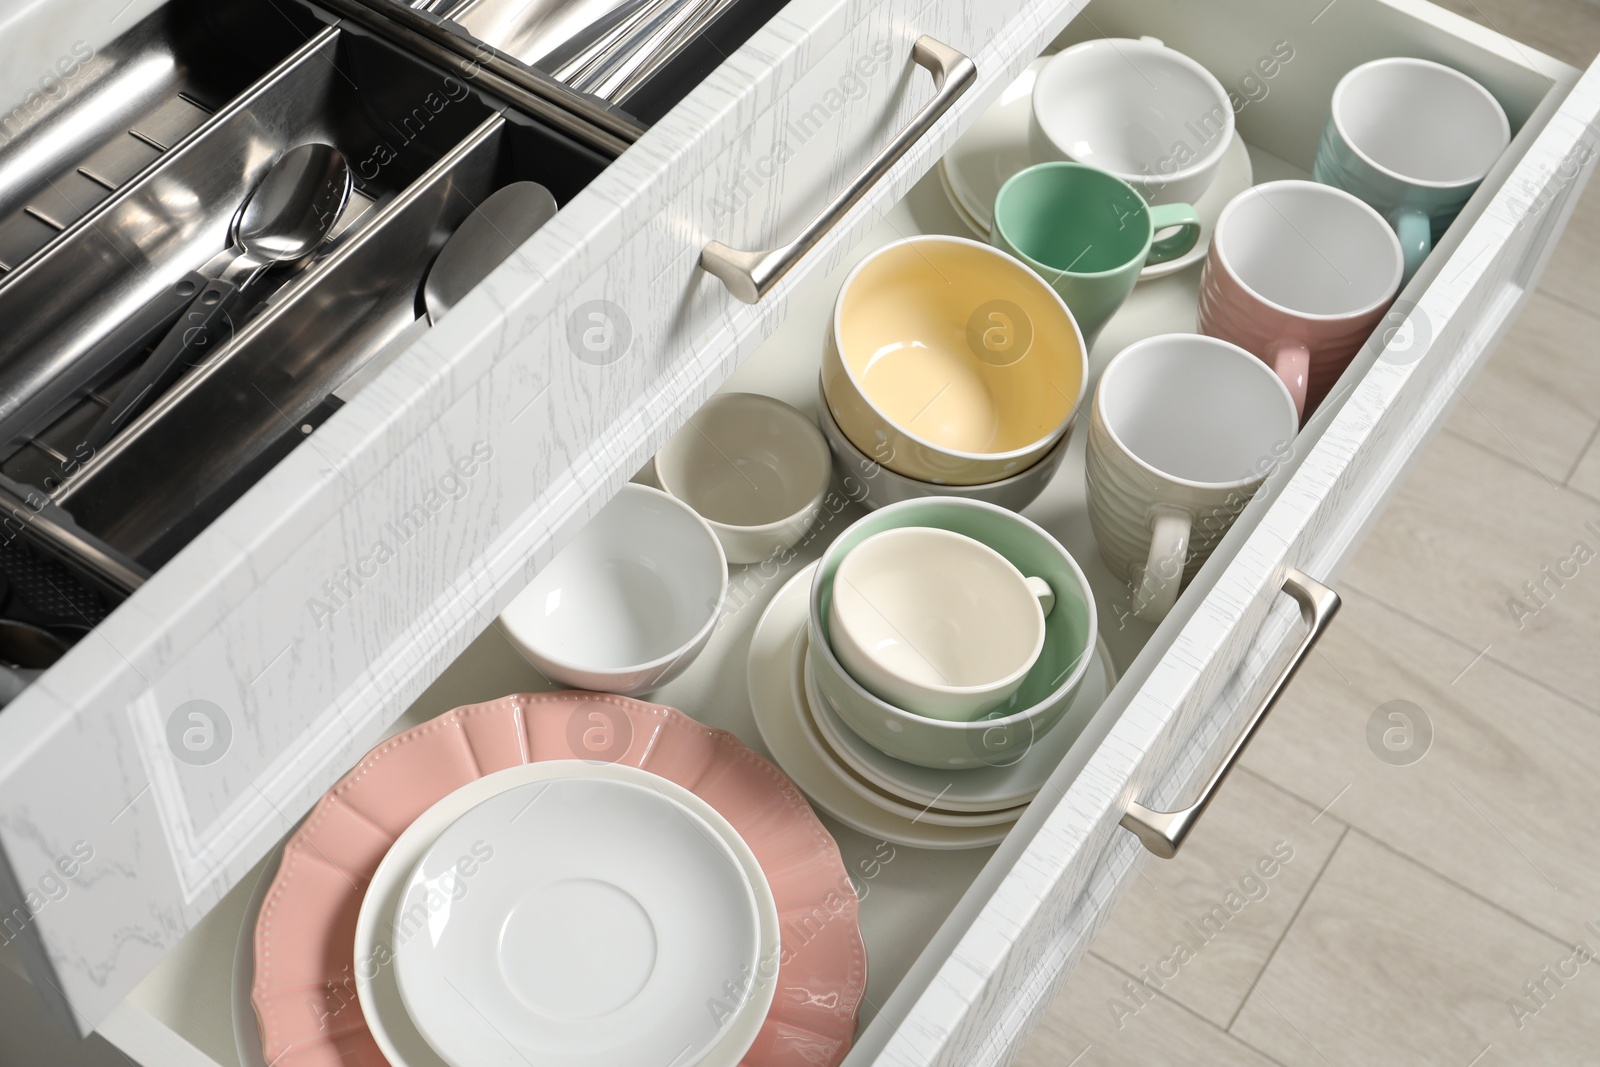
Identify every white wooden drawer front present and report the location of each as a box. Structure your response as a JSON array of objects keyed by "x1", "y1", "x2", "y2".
[
  {"x1": 0, "y1": 0, "x2": 1596, "y2": 1063},
  {"x1": 0, "y1": 0, "x2": 1092, "y2": 1036}
]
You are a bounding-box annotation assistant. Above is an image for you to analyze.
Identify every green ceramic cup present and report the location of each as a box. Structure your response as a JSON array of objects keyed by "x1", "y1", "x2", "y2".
[
  {"x1": 807, "y1": 497, "x2": 1098, "y2": 769},
  {"x1": 991, "y1": 162, "x2": 1201, "y2": 348}
]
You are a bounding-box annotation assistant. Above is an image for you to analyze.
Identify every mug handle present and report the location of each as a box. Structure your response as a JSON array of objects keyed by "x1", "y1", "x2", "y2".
[
  {"x1": 1146, "y1": 203, "x2": 1203, "y2": 266},
  {"x1": 1134, "y1": 506, "x2": 1191, "y2": 622},
  {"x1": 1390, "y1": 206, "x2": 1431, "y2": 284},
  {"x1": 1268, "y1": 339, "x2": 1311, "y2": 419},
  {"x1": 1024, "y1": 576, "x2": 1056, "y2": 618}
]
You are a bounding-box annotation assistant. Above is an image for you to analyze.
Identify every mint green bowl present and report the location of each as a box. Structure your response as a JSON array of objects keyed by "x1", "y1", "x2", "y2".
[{"x1": 807, "y1": 498, "x2": 1098, "y2": 768}]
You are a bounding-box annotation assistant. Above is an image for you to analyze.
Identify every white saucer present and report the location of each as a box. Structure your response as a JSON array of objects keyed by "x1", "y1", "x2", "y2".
[
  {"x1": 807, "y1": 630, "x2": 1115, "y2": 814},
  {"x1": 362, "y1": 762, "x2": 777, "y2": 1067},
  {"x1": 937, "y1": 57, "x2": 1254, "y2": 280},
  {"x1": 797, "y1": 642, "x2": 1028, "y2": 829}
]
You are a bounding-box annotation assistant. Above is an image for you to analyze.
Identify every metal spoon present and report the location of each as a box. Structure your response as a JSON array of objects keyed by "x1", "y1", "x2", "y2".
[
  {"x1": 85, "y1": 143, "x2": 353, "y2": 449},
  {"x1": 332, "y1": 181, "x2": 558, "y2": 402}
]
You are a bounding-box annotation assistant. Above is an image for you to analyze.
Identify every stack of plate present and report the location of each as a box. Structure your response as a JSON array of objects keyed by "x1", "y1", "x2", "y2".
[
  {"x1": 239, "y1": 693, "x2": 867, "y2": 1067},
  {"x1": 749, "y1": 564, "x2": 1116, "y2": 850}
]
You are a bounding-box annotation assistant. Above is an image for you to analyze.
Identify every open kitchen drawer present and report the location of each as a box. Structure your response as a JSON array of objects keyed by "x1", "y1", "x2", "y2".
[{"x1": 0, "y1": 0, "x2": 1597, "y2": 1064}]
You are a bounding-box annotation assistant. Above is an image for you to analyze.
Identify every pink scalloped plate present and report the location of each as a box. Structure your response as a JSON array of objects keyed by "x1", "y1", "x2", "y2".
[{"x1": 251, "y1": 692, "x2": 866, "y2": 1067}]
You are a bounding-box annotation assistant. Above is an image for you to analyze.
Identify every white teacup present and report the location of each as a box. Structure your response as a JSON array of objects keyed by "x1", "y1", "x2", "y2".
[
  {"x1": 827, "y1": 527, "x2": 1055, "y2": 721},
  {"x1": 1031, "y1": 36, "x2": 1234, "y2": 206},
  {"x1": 1086, "y1": 334, "x2": 1299, "y2": 623}
]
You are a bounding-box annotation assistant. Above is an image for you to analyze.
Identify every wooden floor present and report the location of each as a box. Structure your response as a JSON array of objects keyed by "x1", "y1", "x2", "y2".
[{"x1": 1017, "y1": 4, "x2": 1600, "y2": 1065}]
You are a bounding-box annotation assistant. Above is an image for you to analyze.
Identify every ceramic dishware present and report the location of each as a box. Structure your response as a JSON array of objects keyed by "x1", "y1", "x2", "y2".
[
  {"x1": 1316, "y1": 57, "x2": 1510, "y2": 282},
  {"x1": 355, "y1": 761, "x2": 779, "y2": 1067},
  {"x1": 794, "y1": 658, "x2": 1030, "y2": 827},
  {"x1": 654, "y1": 392, "x2": 831, "y2": 564},
  {"x1": 821, "y1": 235, "x2": 1087, "y2": 486},
  {"x1": 748, "y1": 568, "x2": 1012, "y2": 848},
  {"x1": 394, "y1": 775, "x2": 761, "y2": 1067},
  {"x1": 1199, "y1": 180, "x2": 1403, "y2": 417},
  {"x1": 804, "y1": 626, "x2": 1117, "y2": 812},
  {"x1": 808, "y1": 498, "x2": 1096, "y2": 769},
  {"x1": 746, "y1": 565, "x2": 1115, "y2": 846},
  {"x1": 939, "y1": 56, "x2": 1254, "y2": 278},
  {"x1": 250, "y1": 691, "x2": 867, "y2": 1067},
  {"x1": 828, "y1": 527, "x2": 1054, "y2": 720},
  {"x1": 1030, "y1": 37, "x2": 1235, "y2": 206},
  {"x1": 497, "y1": 483, "x2": 726, "y2": 694},
  {"x1": 991, "y1": 162, "x2": 1201, "y2": 348},
  {"x1": 817, "y1": 379, "x2": 1072, "y2": 512},
  {"x1": 1086, "y1": 334, "x2": 1299, "y2": 623}
]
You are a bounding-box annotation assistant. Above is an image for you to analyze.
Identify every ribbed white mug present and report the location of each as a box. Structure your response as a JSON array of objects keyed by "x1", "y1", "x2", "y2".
[{"x1": 1086, "y1": 334, "x2": 1300, "y2": 622}]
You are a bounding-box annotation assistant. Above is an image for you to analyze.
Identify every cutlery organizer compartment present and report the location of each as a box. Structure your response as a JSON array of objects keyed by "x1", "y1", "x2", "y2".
[
  {"x1": 55, "y1": 111, "x2": 604, "y2": 566},
  {"x1": 0, "y1": 13, "x2": 609, "y2": 575},
  {"x1": 369, "y1": 0, "x2": 787, "y2": 121},
  {"x1": 0, "y1": 0, "x2": 325, "y2": 276}
]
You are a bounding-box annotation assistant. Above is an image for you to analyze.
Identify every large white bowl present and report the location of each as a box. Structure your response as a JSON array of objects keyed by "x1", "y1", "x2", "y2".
[
  {"x1": 654, "y1": 393, "x2": 831, "y2": 564},
  {"x1": 498, "y1": 483, "x2": 727, "y2": 694}
]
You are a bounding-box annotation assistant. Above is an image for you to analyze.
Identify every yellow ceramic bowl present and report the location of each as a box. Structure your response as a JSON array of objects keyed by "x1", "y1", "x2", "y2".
[{"x1": 822, "y1": 235, "x2": 1086, "y2": 486}]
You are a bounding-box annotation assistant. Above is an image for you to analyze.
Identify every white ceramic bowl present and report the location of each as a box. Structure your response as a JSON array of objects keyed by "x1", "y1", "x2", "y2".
[
  {"x1": 654, "y1": 393, "x2": 832, "y2": 565},
  {"x1": 817, "y1": 379, "x2": 1073, "y2": 512},
  {"x1": 828, "y1": 528, "x2": 1050, "y2": 721},
  {"x1": 497, "y1": 484, "x2": 727, "y2": 694},
  {"x1": 1031, "y1": 36, "x2": 1234, "y2": 206}
]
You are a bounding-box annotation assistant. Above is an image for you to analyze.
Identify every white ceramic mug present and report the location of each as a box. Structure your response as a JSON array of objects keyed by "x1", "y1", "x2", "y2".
[
  {"x1": 827, "y1": 527, "x2": 1055, "y2": 721},
  {"x1": 1086, "y1": 334, "x2": 1300, "y2": 622},
  {"x1": 1030, "y1": 36, "x2": 1234, "y2": 206}
]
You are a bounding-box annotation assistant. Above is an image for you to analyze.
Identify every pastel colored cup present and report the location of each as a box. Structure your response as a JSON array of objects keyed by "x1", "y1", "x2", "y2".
[
  {"x1": 654, "y1": 392, "x2": 831, "y2": 564},
  {"x1": 828, "y1": 527, "x2": 1055, "y2": 721},
  {"x1": 808, "y1": 498, "x2": 1097, "y2": 769},
  {"x1": 1198, "y1": 180, "x2": 1402, "y2": 418},
  {"x1": 821, "y1": 235, "x2": 1087, "y2": 487},
  {"x1": 992, "y1": 162, "x2": 1201, "y2": 349},
  {"x1": 1030, "y1": 36, "x2": 1235, "y2": 206},
  {"x1": 1315, "y1": 57, "x2": 1510, "y2": 283},
  {"x1": 497, "y1": 483, "x2": 727, "y2": 694},
  {"x1": 815, "y1": 378, "x2": 1073, "y2": 513},
  {"x1": 1086, "y1": 334, "x2": 1300, "y2": 622}
]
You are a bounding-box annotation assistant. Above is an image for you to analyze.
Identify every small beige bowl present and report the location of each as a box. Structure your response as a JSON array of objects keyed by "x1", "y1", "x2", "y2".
[{"x1": 654, "y1": 393, "x2": 831, "y2": 565}]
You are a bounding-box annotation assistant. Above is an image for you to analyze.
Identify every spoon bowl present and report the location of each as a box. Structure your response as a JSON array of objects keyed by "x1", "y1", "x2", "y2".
[{"x1": 232, "y1": 142, "x2": 354, "y2": 271}]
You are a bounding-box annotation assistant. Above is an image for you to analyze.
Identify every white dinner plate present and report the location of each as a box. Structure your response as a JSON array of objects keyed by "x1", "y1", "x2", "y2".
[
  {"x1": 750, "y1": 565, "x2": 1012, "y2": 849},
  {"x1": 355, "y1": 761, "x2": 779, "y2": 1067},
  {"x1": 938, "y1": 57, "x2": 1254, "y2": 280}
]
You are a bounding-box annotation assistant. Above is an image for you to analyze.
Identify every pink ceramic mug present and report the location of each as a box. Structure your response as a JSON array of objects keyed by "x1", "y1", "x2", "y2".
[{"x1": 1199, "y1": 180, "x2": 1403, "y2": 417}]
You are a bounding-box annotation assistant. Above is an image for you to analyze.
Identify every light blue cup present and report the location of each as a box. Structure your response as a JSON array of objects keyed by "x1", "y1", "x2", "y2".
[{"x1": 1314, "y1": 57, "x2": 1509, "y2": 283}]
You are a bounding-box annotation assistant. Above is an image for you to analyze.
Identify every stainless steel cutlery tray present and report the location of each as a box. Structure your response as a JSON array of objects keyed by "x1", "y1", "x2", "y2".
[{"x1": 0, "y1": 0, "x2": 614, "y2": 591}]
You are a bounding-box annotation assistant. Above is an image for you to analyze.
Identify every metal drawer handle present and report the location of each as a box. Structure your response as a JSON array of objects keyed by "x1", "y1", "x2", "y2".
[
  {"x1": 700, "y1": 35, "x2": 976, "y2": 304},
  {"x1": 1122, "y1": 568, "x2": 1341, "y2": 859}
]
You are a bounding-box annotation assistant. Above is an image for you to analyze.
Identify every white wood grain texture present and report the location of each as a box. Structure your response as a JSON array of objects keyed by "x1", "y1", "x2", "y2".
[
  {"x1": 850, "y1": 49, "x2": 1600, "y2": 1067},
  {"x1": 0, "y1": 0, "x2": 1091, "y2": 1035}
]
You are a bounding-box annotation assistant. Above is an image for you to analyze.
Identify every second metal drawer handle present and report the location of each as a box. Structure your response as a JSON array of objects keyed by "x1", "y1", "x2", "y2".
[
  {"x1": 700, "y1": 35, "x2": 976, "y2": 304},
  {"x1": 1122, "y1": 568, "x2": 1341, "y2": 859}
]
